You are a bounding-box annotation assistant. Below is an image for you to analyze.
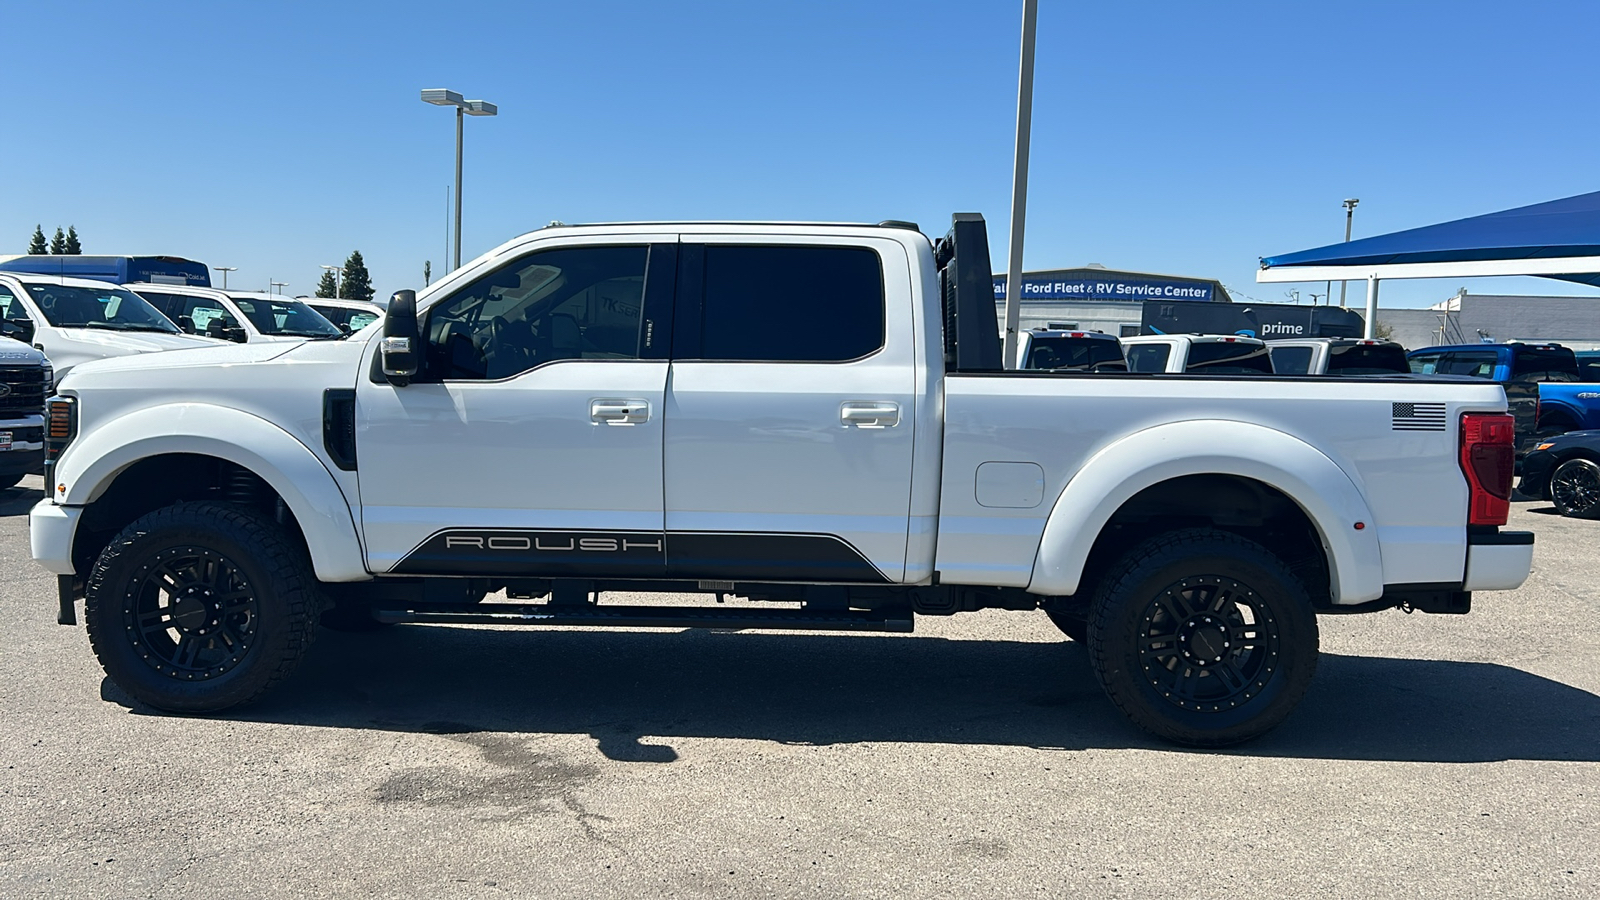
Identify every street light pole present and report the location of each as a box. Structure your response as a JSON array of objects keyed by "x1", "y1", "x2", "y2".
[
  {"x1": 320, "y1": 265, "x2": 344, "y2": 299},
  {"x1": 213, "y1": 266, "x2": 236, "y2": 289},
  {"x1": 422, "y1": 89, "x2": 498, "y2": 271},
  {"x1": 1001, "y1": 0, "x2": 1039, "y2": 370},
  {"x1": 1338, "y1": 198, "x2": 1359, "y2": 307}
]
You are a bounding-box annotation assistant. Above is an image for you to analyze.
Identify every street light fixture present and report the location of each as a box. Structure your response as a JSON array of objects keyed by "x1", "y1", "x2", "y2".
[
  {"x1": 320, "y1": 264, "x2": 344, "y2": 299},
  {"x1": 213, "y1": 266, "x2": 237, "y2": 289},
  {"x1": 270, "y1": 281, "x2": 288, "y2": 295},
  {"x1": 1338, "y1": 198, "x2": 1360, "y2": 308},
  {"x1": 421, "y1": 87, "x2": 498, "y2": 271}
]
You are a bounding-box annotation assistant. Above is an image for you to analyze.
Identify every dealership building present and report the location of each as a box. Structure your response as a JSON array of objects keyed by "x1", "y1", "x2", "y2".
[
  {"x1": 993, "y1": 265, "x2": 1363, "y2": 338},
  {"x1": 1378, "y1": 291, "x2": 1600, "y2": 350}
]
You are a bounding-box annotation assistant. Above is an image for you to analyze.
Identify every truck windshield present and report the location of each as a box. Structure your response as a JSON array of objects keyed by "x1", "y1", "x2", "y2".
[
  {"x1": 21, "y1": 283, "x2": 180, "y2": 333},
  {"x1": 232, "y1": 298, "x2": 342, "y2": 338},
  {"x1": 1186, "y1": 341, "x2": 1273, "y2": 374},
  {"x1": 1025, "y1": 336, "x2": 1123, "y2": 370},
  {"x1": 1511, "y1": 346, "x2": 1578, "y2": 382},
  {"x1": 1327, "y1": 343, "x2": 1409, "y2": 375}
]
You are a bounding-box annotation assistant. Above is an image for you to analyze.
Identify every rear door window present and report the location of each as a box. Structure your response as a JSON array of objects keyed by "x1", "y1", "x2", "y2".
[
  {"x1": 1185, "y1": 341, "x2": 1273, "y2": 374},
  {"x1": 1125, "y1": 344, "x2": 1171, "y2": 373},
  {"x1": 689, "y1": 245, "x2": 884, "y2": 362},
  {"x1": 1435, "y1": 352, "x2": 1500, "y2": 378}
]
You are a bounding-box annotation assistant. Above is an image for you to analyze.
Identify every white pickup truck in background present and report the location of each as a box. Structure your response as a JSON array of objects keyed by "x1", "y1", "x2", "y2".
[
  {"x1": 1122, "y1": 333, "x2": 1275, "y2": 374},
  {"x1": 30, "y1": 213, "x2": 1533, "y2": 746}
]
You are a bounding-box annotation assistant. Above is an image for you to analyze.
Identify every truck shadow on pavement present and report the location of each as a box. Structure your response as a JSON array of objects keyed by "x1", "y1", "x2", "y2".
[
  {"x1": 124, "y1": 624, "x2": 1600, "y2": 765},
  {"x1": 0, "y1": 486, "x2": 44, "y2": 517}
]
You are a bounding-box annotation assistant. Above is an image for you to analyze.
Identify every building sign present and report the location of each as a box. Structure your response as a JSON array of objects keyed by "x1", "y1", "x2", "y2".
[{"x1": 994, "y1": 275, "x2": 1214, "y2": 302}]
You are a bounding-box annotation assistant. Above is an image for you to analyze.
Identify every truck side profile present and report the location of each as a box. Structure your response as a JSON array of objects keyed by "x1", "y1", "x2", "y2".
[{"x1": 31, "y1": 214, "x2": 1533, "y2": 746}]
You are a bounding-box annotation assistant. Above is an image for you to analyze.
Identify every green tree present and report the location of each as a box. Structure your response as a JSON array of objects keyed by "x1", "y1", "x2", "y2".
[
  {"x1": 423, "y1": 260, "x2": 431, "y2": 286},
  {"x1": 48, "y1": 227, "x2": 66, "y2": 255},
  {"x1": 341, "y1": 250, "x2": 374, "y2": 302},
  {"x1": 27, "y1": 226, "x2": 47, "y2": 255},
  {"x1": 315, "y1": 268, "x2": 340, "y2": 298},
  {"x1": 63, "y1": 226, "x2": 81, "y2": 255}
]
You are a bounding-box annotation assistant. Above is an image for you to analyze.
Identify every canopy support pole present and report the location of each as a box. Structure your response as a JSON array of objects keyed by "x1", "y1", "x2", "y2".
[
  {"x1": 1001, "y1": 0, "x2": 1038, "y2": 369},
  {"x1": 1363, "y1": 275, "x2": 1380, "y2": 339}
]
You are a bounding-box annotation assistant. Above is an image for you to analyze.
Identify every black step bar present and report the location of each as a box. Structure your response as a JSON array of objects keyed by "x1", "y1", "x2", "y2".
[{"x1": 371, "y1": 603, "x2": 915, "y2": 632}]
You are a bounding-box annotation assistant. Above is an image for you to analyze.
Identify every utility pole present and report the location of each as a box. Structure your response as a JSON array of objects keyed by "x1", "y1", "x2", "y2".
[
  {"x1": 1339, "y1": 198, "x2": 1359, "y2": 307},
  {"x1": 1001, "y1": 0, "x2": 1039, "y2": 369}
]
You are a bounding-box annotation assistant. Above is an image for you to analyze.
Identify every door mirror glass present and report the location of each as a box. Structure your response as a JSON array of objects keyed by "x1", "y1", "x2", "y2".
[{"x1": 382, "y1": 290, "x2": 420, "y2": 386}]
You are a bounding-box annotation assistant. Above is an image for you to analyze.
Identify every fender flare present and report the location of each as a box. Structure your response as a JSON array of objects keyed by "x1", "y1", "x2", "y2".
[
  {"x1": 1536, "y1": 398, "x2": 1581, "y2": 428},
  {"x1": 1027, "y1": 420, "x2": 1384, "y2": 604},
  {"x1": 54, "y1": 403, "x2": 370, "y2": 582}
]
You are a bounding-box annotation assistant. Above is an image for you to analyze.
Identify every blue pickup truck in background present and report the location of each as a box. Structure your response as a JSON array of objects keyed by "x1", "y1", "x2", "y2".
[{"x1": 1407, "y1": 342, "x2": 1598, "y2": 446}]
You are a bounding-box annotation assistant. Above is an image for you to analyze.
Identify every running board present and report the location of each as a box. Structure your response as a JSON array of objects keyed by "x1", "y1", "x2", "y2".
[{"x1": 371, "y1": 603, "x2": 915, "y2": 632}]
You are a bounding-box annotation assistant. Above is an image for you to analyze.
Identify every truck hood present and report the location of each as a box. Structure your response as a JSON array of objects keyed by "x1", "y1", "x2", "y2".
[
  {"x1": 62, "y1": 339, "x2": 302, "y2": 386},
  {"x1": 0, "y1": 337, "x2": 48, "y2": 366},
  {"x1": 57, "y1": 329, "x2": 229, "y2": 354}
]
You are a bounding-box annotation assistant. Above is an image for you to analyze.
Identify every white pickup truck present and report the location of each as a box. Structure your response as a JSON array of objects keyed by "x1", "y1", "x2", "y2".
[{"x1": 30, "y1": 214, "x2": 1534, "y2": 746}]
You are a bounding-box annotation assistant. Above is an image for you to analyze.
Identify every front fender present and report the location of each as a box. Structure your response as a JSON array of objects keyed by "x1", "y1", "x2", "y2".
[
  {"x1": 53, "y1": 404, "x2": 369, "y2": 582},
  {"x1": 1028, "y1": 420, "x2": 1384, "y2": 604}
]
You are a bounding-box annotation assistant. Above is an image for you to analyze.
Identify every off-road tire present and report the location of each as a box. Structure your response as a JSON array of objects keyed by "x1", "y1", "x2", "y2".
[
  {"x1": 85, "y1": 502, "x2": 319, "y2": 713},
  {"x1": 1087, "y1": 528, "x2": 1319, "y2": 747}
]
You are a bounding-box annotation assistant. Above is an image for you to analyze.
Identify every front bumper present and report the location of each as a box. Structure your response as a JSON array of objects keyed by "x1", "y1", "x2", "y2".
[
  {"x1": 30, "y1": 501, "x2": 81, "y2": 576},
  {"x1": 1463, "y1": 530, "x2": 1534, "y2": 591},
  {"x1": 0, "y1": 417, "x2": 45, "y2": 476},
  {"x1": 1517, "y1": 450, "x2": 1555, "y2": 499}
]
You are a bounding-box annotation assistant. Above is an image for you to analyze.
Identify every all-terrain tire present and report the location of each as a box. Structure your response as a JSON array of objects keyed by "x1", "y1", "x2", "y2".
[
  {"x1": 1087, "y1": 528, "x2": 1319, "y2": 747},
  {"x1": 85, "y1": 501, "x2": 319, "y2": 713}
]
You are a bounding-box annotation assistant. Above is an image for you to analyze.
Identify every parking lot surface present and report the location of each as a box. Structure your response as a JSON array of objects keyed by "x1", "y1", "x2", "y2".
[{"x1": 2, "y1": 473, "x2": 1597, "y2": 898}]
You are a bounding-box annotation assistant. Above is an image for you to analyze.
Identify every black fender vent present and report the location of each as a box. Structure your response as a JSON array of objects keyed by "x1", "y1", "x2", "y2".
[{"x1": 323, "y1": 388, "x2": 358, "y2": 471}]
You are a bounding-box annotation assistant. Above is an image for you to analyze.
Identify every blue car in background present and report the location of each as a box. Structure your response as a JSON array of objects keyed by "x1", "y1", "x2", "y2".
[{"x1": 1407, "y1": 342, "x2": 1594, "y2": 449}]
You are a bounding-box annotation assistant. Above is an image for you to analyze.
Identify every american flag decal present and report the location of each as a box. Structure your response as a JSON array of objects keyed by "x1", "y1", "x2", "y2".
[{"x1": 1393, "y1": 401, "x2": 1448, "y2": 431}]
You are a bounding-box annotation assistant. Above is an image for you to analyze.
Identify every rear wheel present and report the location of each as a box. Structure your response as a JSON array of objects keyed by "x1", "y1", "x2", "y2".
[
  {"x1": 1087, "y1": 528, "x2": 1319, "y2": 747},
  {"x1": 1550, "y1": 458, "x2": 1600, "y2": 518},
  {"x1": 85, "y1": 502, "x2": 319, "y2": 712}
]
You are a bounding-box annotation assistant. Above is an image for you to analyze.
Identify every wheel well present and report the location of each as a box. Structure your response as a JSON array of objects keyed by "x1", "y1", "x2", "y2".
[
  {"x1": 1077, "y1": 474, "x2": 1332, "y2": 608},
  {"x1": 1538, "y1": 409, "x2": 1578, "y2": 430},
  {"x1": 72, "y1": 453, "x2": 302, "y2": 576}
]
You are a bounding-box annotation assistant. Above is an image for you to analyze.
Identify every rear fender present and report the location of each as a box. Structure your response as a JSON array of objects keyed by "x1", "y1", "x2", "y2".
[
  {"x1": 52, "y1": 404, "x2": 368, "y2": 581},
  {"x1": 1028, "y1": 420, "x2": 1384, "y2": 604}
]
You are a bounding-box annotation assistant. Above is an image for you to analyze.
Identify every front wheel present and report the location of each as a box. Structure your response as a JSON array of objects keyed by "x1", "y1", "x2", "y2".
[
  {"x1": 1087, "y1": 528, "x2": 1319, "y2": 747},
  {"x1": 1550, "y1": 457, "x2": 1600, "y2": 518},
  {"x1": 85, "y1": 502, "x2": 320, "y2": 712}
]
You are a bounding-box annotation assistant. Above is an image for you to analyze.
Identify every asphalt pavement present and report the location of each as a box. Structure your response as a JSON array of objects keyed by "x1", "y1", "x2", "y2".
[{"x1": 2, "y1": 473, "x2": 1596, "y2": 898}]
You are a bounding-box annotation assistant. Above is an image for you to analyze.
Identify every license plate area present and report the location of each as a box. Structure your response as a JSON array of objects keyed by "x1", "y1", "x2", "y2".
[{"x1": 0, "y1": 431, "x2": 11, "y2": 451}]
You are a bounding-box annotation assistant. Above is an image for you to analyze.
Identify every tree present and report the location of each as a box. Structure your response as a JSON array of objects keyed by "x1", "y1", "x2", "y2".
[
  {"x1": 1374, "y1": 320, "x2": 1395, "y2": 341},
  {"x1": 48, "y1": 228, "x2": 66, "y2": 255},
  {"x1": 423, "y1": 260, "x2": 431, "y2": 286},
  {"x1": 341, "y1": 250, "x2": 374, "y2": 302},
  {"x1": 27, "y1": 226, "x2": 47, "y2": 255},
  {"x1": 63, "y1": 226, "x2": 81, "y2": 255},
  {"x1": 315, "y1": 269, "x2": 340, "y2": 298}
]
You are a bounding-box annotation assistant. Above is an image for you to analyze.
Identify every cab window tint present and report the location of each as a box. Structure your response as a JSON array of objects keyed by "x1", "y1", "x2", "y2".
[
  {"x1": 425, "y1": 245, "x2": 648, "y2": 380},
  {"x1": 1185, "y1": 341, "x2": 1273, "y2": 374},
  {"x1": 1326, "y1": 343, "x2": 1409, "y2": 375},
  {"x1": 1126, "y1": 344, "x2": 1171, "y2": 373},
  {"x1": 0, "y1": 284, "x2": 28, "y2": 322},
  {"x1": 1436, "y1": 352, "x2": 1499, "y2": 378},
  {"x1": 1268, "y1": 346, "x2": 1314, "y2": 375},
  {"x1": 695, "y1": 245, "x2": 884, "y2": 362}
]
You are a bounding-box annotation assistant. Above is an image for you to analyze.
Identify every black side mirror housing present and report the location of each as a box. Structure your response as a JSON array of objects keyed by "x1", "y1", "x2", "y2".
[
  {"x1": 1, "y1": 318, "x2": 35, "y2": 345},
  {"x1": 382, "y1": 290, "x2": 420, "y2": 386},
  {"x1": 175, "y1": 315, "x2": 196, "y2": 334}
]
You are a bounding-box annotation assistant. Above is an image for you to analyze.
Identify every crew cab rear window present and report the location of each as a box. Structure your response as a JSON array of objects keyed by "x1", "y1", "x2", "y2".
[
  {"x1": 1326, "y1": 343, "x2": 1409, "y2": 375},
  {"x1": 1125, "y1": 344, "x2": 1170, "y2": 373},
  {"x1": 1268, "y1": 346, "x2": 1314, "y2": 375},
  {"x1": 695, "y1": 245, "x2": 884, "y2": 362},
  {"x1": 1025, "y1": 336, "x2": 1124, "y2": 370},
  {"x1": 1411, "y1": 351, "x2": 1497, "y2": 378},
  {"x1": 1511, "y1": 346, "x2": 1578, "y2": 382},
  {"x1": 1186, "y1": 341, "x2": 1272, "y2": 374}
]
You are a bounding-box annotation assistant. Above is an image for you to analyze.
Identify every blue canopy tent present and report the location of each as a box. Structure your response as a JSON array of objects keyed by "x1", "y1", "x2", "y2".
[{"x1": 1257, "y1": 190, "x2": 1600, "y2": 336}]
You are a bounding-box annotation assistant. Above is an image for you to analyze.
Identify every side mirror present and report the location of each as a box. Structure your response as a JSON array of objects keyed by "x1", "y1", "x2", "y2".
[
  {"x1": 1, "y1": 318, "x2": 35, "y2": 345},
  {"x1": 382, "y1": 290, "x2": 420, "y2": 386},
  {"x1": 175, "y1": 315, "x2": 196, "y2": 334},
  {"x1": 229, "y1": 327, "x2": 249, "y2": 343}
]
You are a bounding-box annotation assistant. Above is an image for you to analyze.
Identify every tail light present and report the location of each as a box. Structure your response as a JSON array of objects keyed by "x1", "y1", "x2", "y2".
[
  {"x1": 44, "y1": 396, "x2": 77, "y2": 468},
  {"x1": 1460, "y1": 412, "x2": 1514, "y2": 526}
]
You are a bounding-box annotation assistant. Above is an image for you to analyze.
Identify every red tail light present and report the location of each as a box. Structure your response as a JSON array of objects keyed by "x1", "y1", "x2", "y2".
[{"x1": 1460, "y1": 412, "x2": 1514, "y2": 526}]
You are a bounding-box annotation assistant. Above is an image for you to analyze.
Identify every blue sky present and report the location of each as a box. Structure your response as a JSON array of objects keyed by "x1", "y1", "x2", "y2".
[{"x1": 3, "y1": 0, "x2": 1598, "y2": 310}]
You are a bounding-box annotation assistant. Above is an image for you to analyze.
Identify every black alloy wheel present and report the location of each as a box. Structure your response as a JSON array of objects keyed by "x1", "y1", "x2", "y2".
[
  {"x1": 1087, "y1": 528, "x2": 1318, "y2": 747},
  {"x1": 86, "y1": 502, "x2": 319, "y2": 712},
  {"x1": 1550, "y1": 457, "x2": 1600, "y2": 518}
]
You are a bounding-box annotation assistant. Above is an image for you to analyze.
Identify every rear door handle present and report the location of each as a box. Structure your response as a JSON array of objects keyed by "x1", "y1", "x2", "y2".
[
  {"x1": 590, "y1": 398, "x2": 650, "y2": 425},
  {"x1": 840, "y1": 401, "x2": 900, "y2": 428}
]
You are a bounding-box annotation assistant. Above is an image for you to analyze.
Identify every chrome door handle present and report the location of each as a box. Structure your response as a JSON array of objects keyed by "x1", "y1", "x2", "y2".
[
  {"x1": 590, "y1": 398, "x2": 650, "y2": 425},
  {"x1": 840, "y1": 401, "x2": 900, "y2": 428}
]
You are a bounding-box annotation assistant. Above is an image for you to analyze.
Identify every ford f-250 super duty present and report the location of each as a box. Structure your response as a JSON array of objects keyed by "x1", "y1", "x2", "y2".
[{"x1": 30, "y1": 214, "x2": 1534, "y2": 746}]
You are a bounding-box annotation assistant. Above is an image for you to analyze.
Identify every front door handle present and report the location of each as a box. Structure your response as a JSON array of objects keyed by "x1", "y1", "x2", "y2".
[
  {"x1": 590, "y1": 398, "x2": 650, "y2": 425},
  {"x1": 840, "y1": 401, "x2": 900, "y2": 429}
]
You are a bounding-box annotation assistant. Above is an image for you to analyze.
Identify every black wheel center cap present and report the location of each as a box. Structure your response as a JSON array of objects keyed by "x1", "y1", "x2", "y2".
[
  {"x1": 171, "y1": 588, "x2": 214, "y2": 632},
  {"x1": 1178, "y1": 614, "x2": 1231, "y2": 666}
]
